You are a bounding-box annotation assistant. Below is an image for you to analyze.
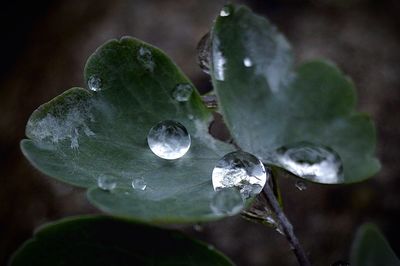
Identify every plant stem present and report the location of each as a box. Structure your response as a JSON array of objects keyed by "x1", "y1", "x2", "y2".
[{"x1": 262, "y1": 182, "x2": 311, "y2": 266}]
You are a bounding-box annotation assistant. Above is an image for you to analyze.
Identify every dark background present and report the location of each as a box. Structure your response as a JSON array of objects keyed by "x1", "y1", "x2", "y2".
[{"x1": 1, "y1": 0, "x2": 399, "y2": 265}]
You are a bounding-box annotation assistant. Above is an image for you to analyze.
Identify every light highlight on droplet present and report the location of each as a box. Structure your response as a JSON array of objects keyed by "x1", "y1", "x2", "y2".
[
  {"x1": 243, "y1": 57, "x2": 253, "y2": 67},
  {"x1": 219, "y1": 6, "x2": 231, "y2": 17}
]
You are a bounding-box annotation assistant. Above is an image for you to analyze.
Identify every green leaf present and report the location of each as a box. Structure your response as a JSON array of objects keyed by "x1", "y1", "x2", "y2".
[
  {"x1": 10, "y1": 215, "x2": 233, "y2": 266},
  {"x1": 210, "y1": 4, "x2": 380, "y2": 183},
  {"x1": 351, "y1": 223, "x2": 400, "y2": 266},
  {"x1": 21, "y1": 37, "x2": 234, "y2": 223}
]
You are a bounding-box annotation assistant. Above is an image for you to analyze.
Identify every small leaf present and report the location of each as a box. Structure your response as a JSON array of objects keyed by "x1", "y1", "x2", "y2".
[
  {"x1": 350, "y1": 223, "x2": 400, "y2": 266},
  {"x1": 21, "y1": 37, "x2": 234, "y2": 223},
  {"x1": 210, "y1": 4, "x2": 380, "y2": 183},
  {"x1": 9, "y1": 215, "x2": 233, "y2": 266}
]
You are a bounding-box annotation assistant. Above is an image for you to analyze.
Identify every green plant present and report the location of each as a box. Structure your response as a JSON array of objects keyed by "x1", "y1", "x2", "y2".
[{"x1": 12, "y1": 4, "x2": 398, "y2": 266}]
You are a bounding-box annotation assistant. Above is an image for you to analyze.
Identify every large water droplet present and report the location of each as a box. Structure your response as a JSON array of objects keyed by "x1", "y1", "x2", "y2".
[
  {"x1": 243, "y1": 57, "x2": 253, "y2": 67},
  {"x1": 276, "y1": 142, "x2": 344, "y2": 184},
  {"x1": 212, "y1": 151, "x2": 268, "y2": 199},
  {"x1": 197, "y1": 32, "x2": 211, "y2": 74},
  {"x1": 88, "y1": 75, "x2": 102, "y2": 91},
  {"x1": 172, "y1": 83, "x2": 193, "y2": 102},
  {"x1": 97, "y1": 175, "x2": 116, "y2": 191},
  {"x1": 295, "y1": 180, "x2": 307, "y2": 191},
  {"x1": 219, "y1": 5, "x2": 231, "y2": 17},
  {"x1": 210, "y1": 187, "x2": 244, "y2": 215},
  {"x1": 137, "y1": 46, "x2": 155, "y2": 72},
  {"x1": 132, "y1": 177, "x2": 147, "y2": 190},
  {"x1": 147, "y1": 120, "x2": 191, "y2": 160}
]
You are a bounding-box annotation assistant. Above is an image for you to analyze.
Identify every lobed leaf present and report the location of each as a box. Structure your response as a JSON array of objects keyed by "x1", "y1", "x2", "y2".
[{"x1": 21, "y1": 37, "x2": 234, "y2": 223}]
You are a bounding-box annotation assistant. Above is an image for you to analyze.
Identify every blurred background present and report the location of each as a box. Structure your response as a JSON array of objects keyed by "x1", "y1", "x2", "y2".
[{"x1": 1, "y1": 0, "x2": 399, "y2": 265}]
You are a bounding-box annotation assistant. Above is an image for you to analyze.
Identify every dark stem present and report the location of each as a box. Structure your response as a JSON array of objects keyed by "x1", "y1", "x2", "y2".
[{"x1": 262, "y1": 182, "x2": 311, "y2": 266}]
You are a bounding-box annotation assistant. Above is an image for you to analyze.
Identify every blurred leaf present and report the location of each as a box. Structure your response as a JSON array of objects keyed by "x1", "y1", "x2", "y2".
[
  {"x1": 210, "y1": 4, "x2": 380, "y2": 183},
  {"x1": 10, "y1": 215, "x2": 233, "y2": 266},
  {"x1": 351, "y1": 223, "x2": 400, "y2": 266},
  {"x1": 21, "y1": 37, "x2": 234, "y2": 223}
]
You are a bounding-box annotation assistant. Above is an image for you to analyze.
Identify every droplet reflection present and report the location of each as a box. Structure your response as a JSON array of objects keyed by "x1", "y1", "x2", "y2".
[
  {"x1": 147, "y1": 120, "x2": 191, "y2": 160},
  {"x1": 276, "y1": 142, "x2": 344, "y2": 184},
  {"x1": 212, "y1": 151, "x2": 268, "y2": 199}
]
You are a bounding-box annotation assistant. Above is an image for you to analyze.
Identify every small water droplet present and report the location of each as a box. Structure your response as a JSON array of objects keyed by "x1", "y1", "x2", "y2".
[
  {"x1": 276, "y1": 142, "x2": 344, "y2": 184},
  {"x1": 172, "y1": 83, "x2": 193, "y2": 102},
  {"x1": 193, "y1": 224, "x2": 203, "y2": 232},
  {"x1": 295, "y1": 180, "x2": 307, "y2": 191},
  {"x1": 97, "y1": 175, "x2": 116, "y2": 191},
  {"x1": 212, "y1": 151, "x2": 268, "y2": 199},
  {"x1": 210, "y1": 187, "x2": 244, "y2": 215},
  {"x1": 137, "y1": 46, "x2": 155, "y2": 72},
  {"x1": 331, "y1": 260, "x2": 350, "y2": 266},
  {"x1": 147, "y1": 120, "x2": 191, "y2": 160},
  {"x1": 88, "y1": 75, "x2": 102, "y2": 91},
  {"x1": 132, "y1": 177, "x2": 147, "y2": 190},
  {"x1": 188, "y1": 114, "x2": 194, "y2": 120},
  {"x1": 197, "y1": 32, "x2": 211, "y2": 74},
  {"x1": 220, "y1": 6, "x2": 231, "y2": 17},
  {"x1": 243, "y1": 57, "x2": 253, "y2": 67}
]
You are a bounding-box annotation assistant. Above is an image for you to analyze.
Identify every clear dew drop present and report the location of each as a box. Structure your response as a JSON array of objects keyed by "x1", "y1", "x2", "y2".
[
  {"x1": 88, "y1": 75, "x2": 102, "y2": 91},
  {"x1": 243, "y1": 57, "x2": 253, "y2": 67},
  {"x1": 212, "y1": 151, "x2": 268, "y2": 199},
  {"x1": 147, "y1": 120, "x2": 191, "y2": 160},
  {"x1": 97, "y1": 175, "x2": 116, "y2": 191},
  {"x1": 295, "y1": 180, "x2": 307, "y2": 191},
  {"x1": 219, "y1": 6, "x2": 231, "y2": 17},
  {"x1": 172, "y1": 83, "x2": 193, "y2": 102},
  {"x1": 137, "y1": 46, "x2": 155, "y2": 72},
  {"x1": 210, "y1": 187, "x2": 244, "y2": 215},
  {"x1": 131, "y1": 177, "x2": 147, "y2": 190},
  {"x1": 276, "y1": 142, "x2": 344, "y2": 184}
]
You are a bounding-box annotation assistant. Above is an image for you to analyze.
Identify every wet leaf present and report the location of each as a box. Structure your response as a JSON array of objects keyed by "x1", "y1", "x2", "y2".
[
  {"x1": 210, "y1": 4, "x2": 380, "y2": 183},
  {"x1": 21, "y1": 37, "x2": 234, "y2": 223}
]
